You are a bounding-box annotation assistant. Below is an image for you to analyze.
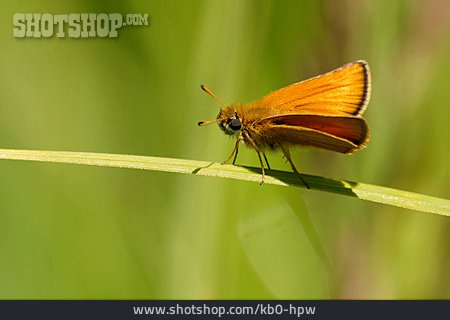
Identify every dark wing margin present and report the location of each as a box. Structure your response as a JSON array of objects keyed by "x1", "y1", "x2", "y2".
[{"x1": 352, "y1": 60, "x2": 371, "y2": 116}]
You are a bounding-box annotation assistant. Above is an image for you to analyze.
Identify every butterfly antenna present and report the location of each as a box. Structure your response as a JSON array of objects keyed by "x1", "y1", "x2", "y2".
[
  {"x1": 197, "y1": 119, "x2": 217, "y2": 126},
  {"x1": 201, "y1": 85, "x2": 227, "y2": 108}
]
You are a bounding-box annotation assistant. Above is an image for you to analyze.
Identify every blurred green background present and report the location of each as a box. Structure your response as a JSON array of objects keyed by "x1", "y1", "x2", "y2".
[{"x1": 0, "y1": 0, "x2": 449, "y2": 299}]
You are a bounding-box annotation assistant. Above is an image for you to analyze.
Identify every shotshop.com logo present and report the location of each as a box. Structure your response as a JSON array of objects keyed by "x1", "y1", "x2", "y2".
[{"x1": 13, "y1": 13, "x2": 149, "y2": 38}]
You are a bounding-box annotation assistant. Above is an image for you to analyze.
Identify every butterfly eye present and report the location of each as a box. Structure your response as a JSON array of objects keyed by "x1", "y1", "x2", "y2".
[{"x1": 229, "y1": 117, "x2": 241, "y2": 131}]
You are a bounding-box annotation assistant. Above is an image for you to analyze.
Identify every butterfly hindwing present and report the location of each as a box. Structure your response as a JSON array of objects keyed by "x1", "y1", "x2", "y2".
[{"x1": 262, "y1": 114, "x2": 369, "y2": 154}]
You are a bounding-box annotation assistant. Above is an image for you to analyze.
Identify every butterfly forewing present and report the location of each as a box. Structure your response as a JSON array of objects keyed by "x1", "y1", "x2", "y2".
[{"x1": 257, "y1": 60, "x2": 370, "y2": 117}]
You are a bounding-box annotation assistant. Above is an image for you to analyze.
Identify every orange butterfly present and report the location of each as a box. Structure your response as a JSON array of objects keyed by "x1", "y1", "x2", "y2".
[{"x1": 198, "y1": 61, "x2": 371, "y2": 189}]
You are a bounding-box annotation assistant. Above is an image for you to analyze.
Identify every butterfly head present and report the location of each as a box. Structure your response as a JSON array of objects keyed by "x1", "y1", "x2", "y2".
[{"x1": 217, "y1": 108, "x2": 242, "y2": 136}]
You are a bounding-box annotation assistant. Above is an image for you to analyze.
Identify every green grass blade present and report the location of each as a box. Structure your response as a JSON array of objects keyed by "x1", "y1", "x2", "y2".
[{"x1": 0, "y1": 148, "x2": 448, "y2": 216}]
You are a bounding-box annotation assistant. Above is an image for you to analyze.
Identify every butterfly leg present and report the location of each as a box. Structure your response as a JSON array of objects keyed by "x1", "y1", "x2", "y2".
[
  {"x1": 242, "y1": 131, "x2": 265, "y2": 184},
  {"x1": 262, "y1": 153, "x2": 271, "y2": 170},
  {"x1": 232, "y1": 142, "x2": 239, "y2": 165},
  {"x1": 256, "y1": 152, "x2": 265, "y2": 184},
  {"x1": 221, "y1": 138, "x2": 240, "y2": 165},
  {"x1": 280, "y1": 145, "x2": 310, "y2": 189}
]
